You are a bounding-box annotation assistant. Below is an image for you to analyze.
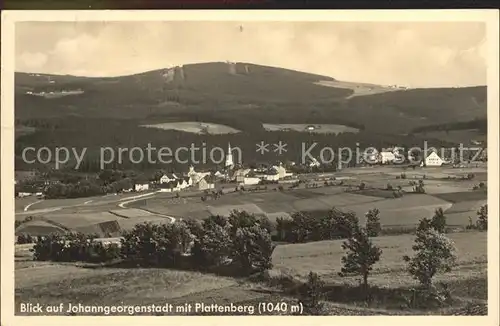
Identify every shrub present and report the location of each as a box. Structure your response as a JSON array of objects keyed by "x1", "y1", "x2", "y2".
[
  {"x1": 417, "y1": 217, "x2": 432, "y2": 232},
  {"x1": 430, "y1": 208, "x2": 446, "y2": 233},
  {"x1": 358, "y1": 182, "x2": 366, "y2": 190},
  {"x1": 17, "y1": 234, "x2": 35, "y2": 244},
  {"x1": 228, "y1": 210, "x2": 258, "y2": 235},
  {"x1": 403, "y1": 228, "x2": 457, "y2": 289},
  {"x1": 289, "y1": 212, "x2": 316, "y2": 243},
  {"x1": 297, "y1": 272, "x2": 325, "y2": 315},
  {"x1": 365, "y1": 208, "x2": 382, "y2": 237},
  {"x1": 476, "y1": 204, "x2": 487, "y2": 231},
  {"x1": 400, "y1": 173, "x2": 407, "y2": 179},
  {"x1": 413, "y1": 180, "x2": 426, "y2": 193},
  {"x1": 393, "y1": 190, "x2": 404, "y2": 198},
  {"x1": 466, "y1": 216, "x2": 476, "y2": 230},
  {"x1": 386, "y1": 183, "x2": 393, "y2": 190},
  {"x1": 231, "y1": 225, "x2": 275, "y2": 275},
  {"x1": 338, "y1": 227, "x2": 382, "y2": 295},
  {"x1": 31, "y1": 233, "x2": 120, "y2": 263},
  {"x1": 258, "y1": 216, "x2": 275, "y2": 234},
  {"x1": 91, "y1": 242, "x2": 121, "y2": 263},
  {"x1": 275, "y1": 217, "x2": 295, "y2": 242},
  {"x1": 120, "y1": 222, "x2": 193, "y2": 267},
  {"x1": 191, "y1": 220, "x2": 231, "y2": 268},
  {"x1": 330, "y1": 208, "x2": 360, "y2": 239}
]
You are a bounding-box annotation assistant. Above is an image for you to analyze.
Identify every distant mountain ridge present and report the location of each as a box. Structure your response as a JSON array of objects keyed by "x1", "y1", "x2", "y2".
[{"x1": 15, "y1": 62, "x2": 487, "y2": 135}]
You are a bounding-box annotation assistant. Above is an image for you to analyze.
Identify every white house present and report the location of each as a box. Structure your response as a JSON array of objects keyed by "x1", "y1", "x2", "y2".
[
  {"x1": 254, "y1": 168, "x2": 280, "y2": 182},
  {"x1": 183, "y1": 177, "x2": 193, "y2": 187},
  {"x1": 177, "y1": 179, "x2": 188, "y2": 190},
  {"x1": 160, "y1": 173, "x2": 178, "y2": 184},
  {"x1": 214, "y1": 171, "x2": 225, "y2": 179},
  {"x1": 134, "y1": 183, "x2": 149, "y2": 192},
  {"x1": 242, "y1": 177, "x2": 261, "y2": 186},
  {"x1": 158, "y1": 180, "x2": 182, "y2": 192},
  {"x1": 272, "y1": 163, "x2": 294, "y2": 179},
  {"x1": 425, "y1": 152, "x2": 444, "y2": 167},
  {"x1": 379, "y1": 151, "x2": 396, "y2": 164},
  {"x1": 233, "y1": 168, "x2": 252, "y2": 183},
  {"x1": 17, "y1": 192, "x2": 33, "y2": 198},
  {"x1": 187, "y1": 166, "x2": 211, "y2": 184},
  {"x1": 196, "y1": 177, "x2": 215, "y2": 191}
]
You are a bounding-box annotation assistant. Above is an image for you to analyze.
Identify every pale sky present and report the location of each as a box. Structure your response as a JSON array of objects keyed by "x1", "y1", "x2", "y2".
[{"x1": 15, "y1": 21, "x2": 487, "y2": 87}]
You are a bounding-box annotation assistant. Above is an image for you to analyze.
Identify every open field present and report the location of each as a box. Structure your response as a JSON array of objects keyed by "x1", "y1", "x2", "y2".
[
  {"x1": 314, "y1": 80, "x2": 403, "y2": 98},
  {"x1": 15, "y1": 230, "x2": 487, "y2": 315},
  {"x1": 13, "y1": 164, "x2": 488, "y2": 315},
  {"x1": 415, "y1": 129, "x2": 487, "y2": 144},
  {"x1": 262, "y1": 123, "x2": 359, "y2": 134},
  {"x1": 273, "y1": 231, "x2": 487, "y2": 288},
  {"x1": 14, "y1": 165, "x2": 487, "y2": 236},
  {"x1": 15, "y1": 220, "x2": 67, "y2": 236},
  {"x1": 141, "y1": 122, "x2": 241, "y2": 134},
  {"x1": 15, "y1": 197, "x2": 40, "y2": 212},
  {"x1": 133, "y1": 189, "x2": 459, "y2": 226}
]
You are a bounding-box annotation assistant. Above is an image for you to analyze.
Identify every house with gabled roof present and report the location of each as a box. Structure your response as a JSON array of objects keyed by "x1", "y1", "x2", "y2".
[
  {"x1": 254, "y1": 167, "x2": 280, "y2": 181},
  {"x1": 160, "y1": 173, "x2": 179, "y2": 184},
  {"x1": 424, "y1": 151, "x2": 444, "y2": 167}
]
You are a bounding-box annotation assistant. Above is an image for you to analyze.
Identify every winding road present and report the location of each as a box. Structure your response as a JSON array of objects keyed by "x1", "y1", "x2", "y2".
[{"x1": 18, "y1": 190, "x2": 177, "y2": 224}]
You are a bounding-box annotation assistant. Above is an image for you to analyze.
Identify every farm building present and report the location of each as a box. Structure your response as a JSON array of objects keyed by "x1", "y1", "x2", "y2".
[
  {"x1": 214, "y1": 171, "x2": 225, "y2": 179},
  {"x1": 272, "y1": 163, "x2": 294, "y2": 179},
  {"x1": 17, "y1": 192, "x2": 34, "y2": 198},
  {"x1": 196, "y1": 177, "x2": 215, "y2": 191},
  {"x1": 379, "y1": 151, "x2": 396, "y2": 164},
  {"x1": 242, "y1": 177, "x2": 261, "y2": 185},
  {"x1": 159, "y1": 180, "x2": 182, "y2": 192},
  {"x1": 134, "y1": 183, "x2": 149, "y2": 192},
  {"x1": 362, "y1": 148, "x2": 379, "y2": 164},
  {"x1": 160, "y1": 173, "x2": 179, "y2": 184},
  {"x1": 233, "y1": 168, "x2": 252, "y2": 183},
  {"x1": 254, "y1": 168, "x2": 280, "y2": 182},
  {"x1": 425, "y1": 152, "x2": 444, "y2": 167},
  {"x1": 187, "y1": 166, "x2": 211, "y2": 183}
]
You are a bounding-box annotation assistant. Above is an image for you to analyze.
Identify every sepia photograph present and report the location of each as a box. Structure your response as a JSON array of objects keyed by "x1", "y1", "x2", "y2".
[{"x1": 1, "y1": 9, "x2": 499, "y2": 324}]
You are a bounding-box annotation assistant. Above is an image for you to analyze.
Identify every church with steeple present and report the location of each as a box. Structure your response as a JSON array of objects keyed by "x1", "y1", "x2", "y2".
[{"x1": 225, "y1": 143, "x2": 235, "y2": 170}]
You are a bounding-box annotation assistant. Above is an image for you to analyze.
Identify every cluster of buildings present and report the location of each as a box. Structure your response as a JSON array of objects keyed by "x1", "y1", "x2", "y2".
[
  {"x1": 133, "y1": 166, "x2": 216, "y2": 193},
  {"x1": 25, "y1": 89, "x2": 84, "y2": 97},
  {"x1": 232, "y1": 163, "x2": 295, "y2": 186},
  {"x1": 132, "y1": 143, "x2": 296, "y2": 191},
  {"x1": 367, "y1": 147, "x2": 445, "y2": 166}
]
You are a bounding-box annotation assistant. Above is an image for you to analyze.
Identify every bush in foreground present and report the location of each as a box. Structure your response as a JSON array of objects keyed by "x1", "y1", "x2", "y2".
[
  {"x1": 338, "y1": 226, "x2": 382, "y2": 296},
  {"x1": 120, "y1": 222, "x2": 193, "y2": 267},
  {"x1": 32, "y1": 233, "x2": 120, "y2": 263},
  {"x1": 365, "y1": 208, "x2": 381, "y2": 237},
  {"x1": 403, "y1": 228, "x2": 457, "y2": 290},
  {"x1": 297, "y1": 272, "x2": 325, "y2": 315},
  {"x1": 476, "y1": 204, "x2": 487, "y2": 231}
]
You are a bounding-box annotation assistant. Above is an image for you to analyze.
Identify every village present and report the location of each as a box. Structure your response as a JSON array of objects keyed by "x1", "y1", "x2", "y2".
[{"x1": 14, "y1": 142, "x2": 476, "y2": 199}]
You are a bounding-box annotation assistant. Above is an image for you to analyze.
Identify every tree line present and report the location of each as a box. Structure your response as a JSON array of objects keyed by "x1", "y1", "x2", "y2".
[{"x1": 25, "y1": 203, "x2": 487, "y2": 314}]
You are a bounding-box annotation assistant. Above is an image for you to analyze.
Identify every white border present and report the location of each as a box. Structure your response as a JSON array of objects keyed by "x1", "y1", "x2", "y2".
[{"x1": 2, "y1": 9, "x2": 499, "y2": 326}]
